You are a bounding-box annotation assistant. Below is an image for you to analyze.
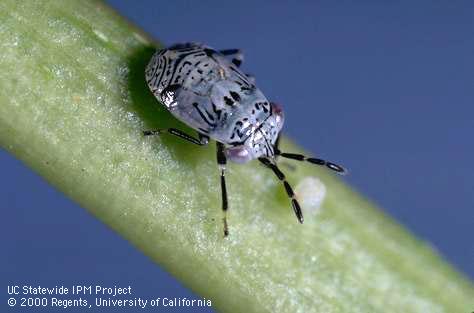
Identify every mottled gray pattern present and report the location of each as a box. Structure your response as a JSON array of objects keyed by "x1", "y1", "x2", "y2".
[{"x1": 145, "y1": 43, "x2": 284, "y2": 162}]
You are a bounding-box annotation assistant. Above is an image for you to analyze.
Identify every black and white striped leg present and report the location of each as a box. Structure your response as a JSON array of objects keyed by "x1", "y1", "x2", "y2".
[
  {"x1": 258, "y1": 157, "x2": 304, "y2": 224},
  {"x1": 219, "y1": 49, "x2": 243, "y2": 67},
  {"x1": 273, "y1": 134, "x2": 296, "y2": 171},
  {"x1": 216, "y1": 142, "x2": 229, "y2": 237},
  {"x1": 273, "y1": 134, "x2": 282, "y2": 161},
  {"x1": 274, "y1": 149, "x2": 347, "y2": 174},
  {"x1": 143, "y1": 128, "x2": 209, "y2": 146}
]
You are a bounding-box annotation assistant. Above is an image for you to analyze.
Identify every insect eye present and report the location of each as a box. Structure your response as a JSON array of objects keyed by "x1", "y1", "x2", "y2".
[{"x1": 271, "y1": 102, "x2": 284, "y2": 124}]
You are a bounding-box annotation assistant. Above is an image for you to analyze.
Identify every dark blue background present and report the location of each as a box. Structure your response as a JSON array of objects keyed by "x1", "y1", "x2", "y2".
[{"x1": 3, "y1": 1, "x2": 473, "y2": 312}]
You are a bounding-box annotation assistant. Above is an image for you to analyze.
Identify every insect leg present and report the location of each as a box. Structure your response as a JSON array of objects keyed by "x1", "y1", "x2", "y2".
[
  {"x1": 143, "y1": 128, "x2": 209, "y2": 146},
  {"x1": 274, "y1": 134, "x2": 281, "y2": 156},
  {"x1": 272, "y1": 134, "x2": 297, "y2": 171},
  {"x1": 216, "y1": 142, "x2": 229, "y2": 237},
  {"x1": 219, "y1": 49, "x2": 244, "y2": 67},
  {"x1": 258, "y1": 157, "x2": 304, "y2": 224},
  {"x1": 274, "y1": 150, "x2": 347, "y2": 175},
  {"x1": 245, "y1": 73, "x2": 256, "y2": 85}
]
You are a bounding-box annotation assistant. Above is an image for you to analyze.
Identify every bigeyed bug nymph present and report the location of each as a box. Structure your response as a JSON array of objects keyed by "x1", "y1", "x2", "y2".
[{"x1": 144, "y1": 43, "x2": 346, "y2": 237}]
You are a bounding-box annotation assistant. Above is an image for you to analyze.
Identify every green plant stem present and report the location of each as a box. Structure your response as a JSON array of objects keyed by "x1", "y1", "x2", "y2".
[{"x1": 0, "y1": 1, "x2": 472, "y2": 312}]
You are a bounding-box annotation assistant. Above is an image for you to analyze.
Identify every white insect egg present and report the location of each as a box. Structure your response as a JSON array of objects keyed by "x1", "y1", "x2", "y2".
[{"x1": 295, "y1": 176, "x2": 327, "y2": 214}]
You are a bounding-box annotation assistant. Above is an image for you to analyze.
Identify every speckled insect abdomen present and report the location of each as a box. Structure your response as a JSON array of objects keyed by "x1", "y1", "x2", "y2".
[{"x1": 145, "y1": 43, "x2": 277, "y2": 154}]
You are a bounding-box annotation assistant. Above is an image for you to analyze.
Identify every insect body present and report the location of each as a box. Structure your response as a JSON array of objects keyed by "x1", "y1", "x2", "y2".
[{"x1": 145, "y1": 43, "x2": 346, "y2": 236}]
